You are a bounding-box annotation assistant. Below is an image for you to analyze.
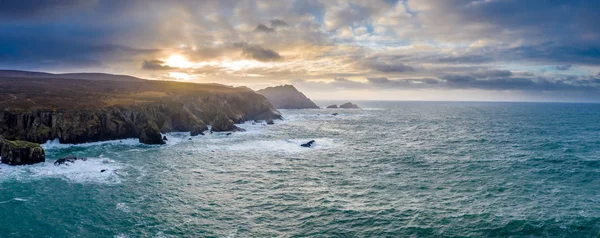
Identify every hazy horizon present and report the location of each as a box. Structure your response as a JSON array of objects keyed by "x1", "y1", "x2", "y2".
[{"x1": 1, "y1": 0, "x2": 599, "y2": 101}]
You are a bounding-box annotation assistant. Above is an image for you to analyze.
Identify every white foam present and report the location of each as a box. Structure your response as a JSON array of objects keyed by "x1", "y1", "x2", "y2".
[
  {"x1": 0, "y1": 157, "x2": 123, "y2": 184},
  {"x1": 116, "y1": 203, "x2": 131, "y2": 213},
  {"x1": 205, "y1": 137, "x2": 338, "y2": 153},
  {"x1": 0, "y1": 197, "x2": 29, "y2": 204},
  {"x1": 42, "y1": 138, "x2": 140, "y2": 150}
]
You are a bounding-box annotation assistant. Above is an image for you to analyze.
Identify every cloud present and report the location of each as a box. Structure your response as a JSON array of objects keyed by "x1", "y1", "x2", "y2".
[
  {"x1": 0, "y1": 0, "x2": 95, "y2": 19},
  {"x1": 469, "y1": 69, "x2": 513, "y2": 79},
  {"x1": 362, "y1": 57, "x2": 415, "y2": 73},
  {"x1": 555, "y1": 64, "x2": 572, "y2": 71},
  {"x1": 295, "y1": 74, "x2": 600, "y2": 93},
  {"x1": 237, "y1": 44, "x2": 282, "y2": 62},
  {"x1": 0, "y1": 0, "x2": 599, "y2": 101},
  {"x1": 141, "y1": 60, "x2": 176, "y2": 70},
  {"x1": 270, "y1": 19, "x2": 288, "y2": 27},
  {"x1": 254, "y1": 24, "x2": 275, "y2": 33}
]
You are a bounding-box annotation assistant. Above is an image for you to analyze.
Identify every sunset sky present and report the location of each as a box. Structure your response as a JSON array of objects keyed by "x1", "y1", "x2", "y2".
[{"x1": 1, "y1": 0, "x2": 600, "y2": 101}]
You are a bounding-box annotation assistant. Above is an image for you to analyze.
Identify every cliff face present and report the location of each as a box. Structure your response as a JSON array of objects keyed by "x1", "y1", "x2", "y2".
[
  {"x1": 257, "y1": 85, "x2": 319, "y2": 109},
  {"x1": 0, "y1": 77, "x2": 281, "y2": 144}
]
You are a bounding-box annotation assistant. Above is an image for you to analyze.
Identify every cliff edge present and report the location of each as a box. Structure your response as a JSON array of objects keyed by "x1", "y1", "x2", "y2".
[{"x1": 0, "y1": 75, "x2": 281, "y2": 147}]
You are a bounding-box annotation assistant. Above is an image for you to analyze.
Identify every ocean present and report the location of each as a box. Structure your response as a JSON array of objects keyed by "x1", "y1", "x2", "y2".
[{"x1": 1, "y1": 101, "x2": 599, "y2": 237}]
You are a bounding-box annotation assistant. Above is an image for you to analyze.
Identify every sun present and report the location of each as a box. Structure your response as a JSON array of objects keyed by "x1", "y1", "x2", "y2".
[{"x1": 166, "y1": 55, "x2": 191, "y2": 68}]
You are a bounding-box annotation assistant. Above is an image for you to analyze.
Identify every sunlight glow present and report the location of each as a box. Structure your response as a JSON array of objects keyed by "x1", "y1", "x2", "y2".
[
  {"x1": 169, "y1": 72, "x2": 190, "y2": 80},
  {"x1": 166, "y1": 55, "x2": 192, "y2": 68}
]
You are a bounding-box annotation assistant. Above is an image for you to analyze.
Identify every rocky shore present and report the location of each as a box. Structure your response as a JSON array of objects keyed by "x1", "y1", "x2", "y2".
[{"x1": 0, "y1": 74, "x2": 281, "y2": 165}]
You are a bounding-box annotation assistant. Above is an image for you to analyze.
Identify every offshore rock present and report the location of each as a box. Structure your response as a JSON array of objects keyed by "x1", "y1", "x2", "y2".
[
  {"x1": 54, "y1": 156, "x2": 87, "y2": 166},
  {"x1": 326, "y1": 104, "x2": 338, "y2": 108},
  {"x1": 339, "y1": 102, "x2": 360, "y2": 109},
  {"x1": 190, "y1": 123, "x2": 208, "y2": 136},
  {"x1": 301, "y1": 140, "x2": 316, "y2": 148},
  {"x1": 0, "y1": 136, "x2": 45, "y2": 165},
  {"x1": 210, "y1": 112, "x2": 239, "y2": 132},
  {"x1": 139, "y1": 122, "x2": 165, "y2": 145}
]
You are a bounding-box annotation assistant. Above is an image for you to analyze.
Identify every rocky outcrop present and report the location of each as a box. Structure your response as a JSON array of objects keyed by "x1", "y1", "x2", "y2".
[
  {"x1": 54, "y1": 156, "x2": 87, "y2": 166},
  {"x1": 257, "y1": 85, "x2": 319, "y2": 109},
  {"x1": 326, "y1": 104, "x2": 338, "y2": 108},
  {"x1": 301, "y1": 140, "x2": 316, "y2": 147},
  {"x1": 339, "y1": 102, "x2": 360, "y2": 109},
  {"x1": 0, "y1": 136, "x2": 45, "y2": 165},
  {"x1": 139, "y1": 121, "x2": 165, "y2": 144},
  {"x1": 210, "y1": 112, "x2": 243, "y2": 132},
  {"x1": 190, "y1": 124, "x2": 207, "y2": 136}
]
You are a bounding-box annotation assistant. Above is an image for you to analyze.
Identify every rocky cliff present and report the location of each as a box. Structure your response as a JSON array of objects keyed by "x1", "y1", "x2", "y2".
[
  {"x1": 0, "y1": 136, "x2": 45, "y2": 165},
  {"x1": 0, "y1": 76, "x2": 281, "y2": 145},
  {"x1": 257, "y1": 85, "x2": 319, "y2": 109}
]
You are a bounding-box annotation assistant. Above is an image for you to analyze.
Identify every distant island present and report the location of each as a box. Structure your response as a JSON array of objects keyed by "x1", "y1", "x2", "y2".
[
  {"x1": 257, "y1": 85, "x2": 319, "y2": 109},
  {"x1": 326, "y1": 102, "x2": 361, "y2": 109},
  {"x1": 0, "y1": 70, "x2": 281, "y2": 165}
]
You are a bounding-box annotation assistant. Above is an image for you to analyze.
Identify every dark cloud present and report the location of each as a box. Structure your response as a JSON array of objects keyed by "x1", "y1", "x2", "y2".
[
  {"x1": 502, "y1": 44, "x2": 600, "y2": 66},
  {"x1": 237, "y1": 44, "x2": 282, "y2": 62},
  {"x1": 254, "y1": 24, "x2": 275, "y2": 33},
  {"x1": 0, "y1": 0, "x2": 94, "y2": 18},
  {"x1": 0, "y1": 34, "x2": 157, "y2": 69},
  {"x1": 297, "y1": 74, "x2": 600, "y2": 93},
  {"x1": 270, "y1": 19, "x2": 288, "y2": 27},
  {"x1": 363, "y1": 58, "x2": 415, "y2": 73},
  {"x1": 141, "y1": 60, "x2": 176, "y2": 71},
  {"x1": 440, "y1": 74, "x2": 599, "y2": 92},
  {"x1": 436, "y1": 54, "x2": 495, "y2": 64},
  {"x1": 555, "y1": 64, "x2": 572, "y2": 71},
  {"x1": 469, "y1": 69, "x2": 513, "y2": 79}
]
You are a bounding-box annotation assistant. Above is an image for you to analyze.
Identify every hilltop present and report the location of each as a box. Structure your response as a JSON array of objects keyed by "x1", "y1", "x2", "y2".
[{"x1": 257, "y1": 85, "x2": 319, "y2": 109}]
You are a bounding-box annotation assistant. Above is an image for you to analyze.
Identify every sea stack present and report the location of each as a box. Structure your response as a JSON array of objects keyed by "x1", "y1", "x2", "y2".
[
  {"x1": 339, "y1": 102, "x2": 360, "y2": 109},
  {"x1": 0, "y1": 136, "x2": 45, "y2": 165},
  {"x1": 257, "y1": 85, "x2": 319, "y2": 109}
]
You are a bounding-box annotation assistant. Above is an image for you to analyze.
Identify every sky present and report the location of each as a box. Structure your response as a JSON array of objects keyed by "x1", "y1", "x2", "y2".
[{"x1": 1, "y1": 0, "x2": 600, "y2": 102}]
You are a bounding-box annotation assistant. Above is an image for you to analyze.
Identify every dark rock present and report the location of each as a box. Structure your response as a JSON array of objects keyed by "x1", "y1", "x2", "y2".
[
  {"x1": 266, "y1": 119, "x2": 274, "y2": 125},
  {"x1": 188, "y1": 138, "x2": 192, "y2": 140},
  {"x1": 54, "y1": 156, "x2": 87, "y2": 166},
  {"x1": 226, "y1": 133, "x2": 232, "y2": 136},
  {"x1": 326, "y1": 104, "x2": 338, "y2": 108},
  {"x1": 339, "y1": 102, "x2": 360, "y2": 109},
  {"x1": 257, "y1": 85, "x2": 319, "y2": 109},
  {"x1": 0, "y1": 136, "x2": 45, "y2": 165},
  {"x1": 332, "y1": 113, "x2": 339, "y2": 116},
  {"x1": 162, "y1": 136, "x2": 168, "y2": 141},
  {"x1": 100, "y1": 169, "x2": 107, "y2": 173},
  {"x1": 210, "y1": 112, "x2": 239, "y2": 132},
  {"x1": 190, "y1": 123, "x2": 207, "y2": 136},
  {"x1": 301, "y1": 140, "x2": 316, "y2": 148},
  {"x1": 139, "y1": 122, "x2": 165, "y2": 145}
]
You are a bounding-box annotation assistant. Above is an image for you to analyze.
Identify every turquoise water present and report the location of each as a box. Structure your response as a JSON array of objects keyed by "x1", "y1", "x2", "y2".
[{"x1": 1, "y1": 101, "x2": 600, "y2": 237}]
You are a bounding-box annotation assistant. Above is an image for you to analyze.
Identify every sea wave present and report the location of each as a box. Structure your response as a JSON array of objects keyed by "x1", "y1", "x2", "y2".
[{"x1": 0, "y1": 157, "x2": 123, "y2": 184}]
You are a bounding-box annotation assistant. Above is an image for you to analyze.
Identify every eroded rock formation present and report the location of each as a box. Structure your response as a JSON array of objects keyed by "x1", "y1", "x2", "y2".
[{"x1": 257, "y1": 85, "x2": 319, "y2": 109}]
